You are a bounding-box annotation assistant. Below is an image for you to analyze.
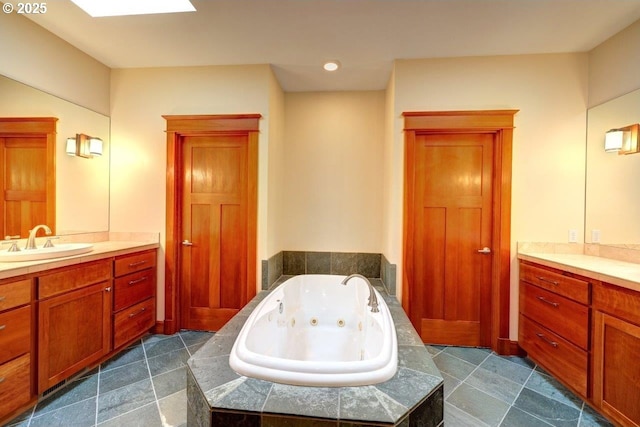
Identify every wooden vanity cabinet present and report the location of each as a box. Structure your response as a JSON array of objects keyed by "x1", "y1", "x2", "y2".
[
  {"x1": 593, "y1": 282, "x2": 640, "y2": 427},
  {"x1": 0, "y1": 278, "x2": 34, "y2": 419},
  {"x1": 112, "y1": 250, "x2": 156, "y2": 349},
  {"x1": 37, "y1": 259, "x2": 112, "y2": 393},
  {"x1": 518, "y1": 261, "x2": 591, "y2": 397}
]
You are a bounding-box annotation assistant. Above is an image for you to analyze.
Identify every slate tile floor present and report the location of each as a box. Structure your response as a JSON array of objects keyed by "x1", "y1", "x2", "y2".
[{"x1": 7, "y1": 335, "x2": 615, "y2": 427}]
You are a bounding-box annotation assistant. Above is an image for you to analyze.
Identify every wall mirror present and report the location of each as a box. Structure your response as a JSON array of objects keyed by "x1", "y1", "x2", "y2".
[
  {"x1": 585, "y1": 87, "x2": 640, "y2": 247},
  {"x1": 0, "y1": 75, "x2": 110, "y2": 235}
]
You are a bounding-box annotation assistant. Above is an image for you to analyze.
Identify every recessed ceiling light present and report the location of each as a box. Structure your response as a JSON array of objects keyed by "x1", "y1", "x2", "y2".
[
  {"x1": 70, "y1": 0, "x2": 196, "y2": 17},
  {"x1": 323, "y1": 61, "x2": 341, "y2": 72}
]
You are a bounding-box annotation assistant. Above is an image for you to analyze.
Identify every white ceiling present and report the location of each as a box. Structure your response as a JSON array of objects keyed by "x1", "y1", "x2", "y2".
[{"x1": 25, "y1": 0, "x2": 640, "y2": 92}]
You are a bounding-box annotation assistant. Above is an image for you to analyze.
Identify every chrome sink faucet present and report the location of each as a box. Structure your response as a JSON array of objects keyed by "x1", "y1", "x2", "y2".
[
  {"x1": 341, "y1": 273, "x2": 380, "y2": 313},
  {"x1": 25, "y1": 224, "x2": 52, "y2": 250}
]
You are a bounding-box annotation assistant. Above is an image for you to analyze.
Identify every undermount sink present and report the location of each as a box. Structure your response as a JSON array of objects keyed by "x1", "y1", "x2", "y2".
[{"x1": 0, "y1": 243, "x2": 94, "y2": 262}]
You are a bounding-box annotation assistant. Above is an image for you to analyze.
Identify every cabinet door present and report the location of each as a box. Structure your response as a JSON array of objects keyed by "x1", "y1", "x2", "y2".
[
  {"x1": 38, "y1": 281, "x2": 112, "y2": 392},
  {"x1": 593, "y1": 311, "x2": 640, "y2": 427}
]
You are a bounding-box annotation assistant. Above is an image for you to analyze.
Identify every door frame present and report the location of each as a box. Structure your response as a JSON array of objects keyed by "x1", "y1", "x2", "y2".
[
  {"x1": 163, "y1": 114, "x2": 260, "y2": 335},
  {"x1": 402, "y1": 110, "x2": 517, "y2": 354}
]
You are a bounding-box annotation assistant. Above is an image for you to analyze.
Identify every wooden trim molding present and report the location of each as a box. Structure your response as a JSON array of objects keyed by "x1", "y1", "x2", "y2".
[
  {"x1": 163, "y1": 114, "x2": 260, "y2": 335},
  {"x1": 402, "y1": 110, "x2": 517, "y2": 354}
]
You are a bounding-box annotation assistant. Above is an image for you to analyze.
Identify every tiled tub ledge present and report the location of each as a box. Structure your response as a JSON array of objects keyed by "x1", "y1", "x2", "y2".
[{"x1": 186, "y1": 279, "x2": 444, "y2": 427}]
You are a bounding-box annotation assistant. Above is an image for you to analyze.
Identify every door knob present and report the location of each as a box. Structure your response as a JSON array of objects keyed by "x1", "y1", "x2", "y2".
[
  {"x1": 477, "y1": 247, "x2": 491, "y2": 254},
  {"x1": 182, "y1": 240, "x2": 194, "y2": 246}
]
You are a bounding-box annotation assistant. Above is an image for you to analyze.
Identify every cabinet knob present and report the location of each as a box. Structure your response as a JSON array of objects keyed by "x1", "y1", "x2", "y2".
[
  {"x1": 182, "y1": 240, "x2": 194, "y2": 246},
  {"x1": 105, "y1": 287, "x2": 112, "y2": 292},
  {"x1": 477, "y1": 247, "x2": 491, "y2": 254}
]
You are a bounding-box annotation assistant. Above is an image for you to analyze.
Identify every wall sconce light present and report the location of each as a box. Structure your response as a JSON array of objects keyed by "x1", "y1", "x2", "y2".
[
  {"x1": 66, "y1": 133, "x2": 103, "y2": 158},
  {"x1": 605, "y1": 124, "x2": 639, "y2": 155}
]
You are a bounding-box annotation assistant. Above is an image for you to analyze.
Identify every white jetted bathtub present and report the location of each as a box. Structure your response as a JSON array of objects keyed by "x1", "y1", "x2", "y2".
[{"x1": 229, "y1": 274, "x2": 398, "y2": 386}]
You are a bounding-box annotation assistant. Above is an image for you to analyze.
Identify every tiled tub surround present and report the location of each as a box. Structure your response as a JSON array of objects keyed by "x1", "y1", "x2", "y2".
[
  {"x1": 262, "y1": 251, "x2": 397, "y2": 294},
  {"x1": 187, "y1": 279, "x2": 444, "y2": 426}
]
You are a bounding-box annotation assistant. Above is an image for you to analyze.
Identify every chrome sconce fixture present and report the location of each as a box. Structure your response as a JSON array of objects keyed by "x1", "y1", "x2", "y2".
[
  {"x1": 605, "y1": 124, "x2": 639, "y2": 155},
  {"x1": 66, "y1": 133, "x2": 103, "y2": 158}
]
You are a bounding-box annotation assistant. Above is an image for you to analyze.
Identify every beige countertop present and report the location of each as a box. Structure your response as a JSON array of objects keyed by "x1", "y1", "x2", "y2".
[
  {"x1": 518, "y1": 251, "x2": 640, "y2": 293},
  {"x1": 0, "y1": 240, "x2": 159, "y2": 280}
]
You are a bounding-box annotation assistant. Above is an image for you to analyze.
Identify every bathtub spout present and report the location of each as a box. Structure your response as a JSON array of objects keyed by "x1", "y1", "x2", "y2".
[{"x1": 341, "y1": 274, "x2": 379, "y2": 313}]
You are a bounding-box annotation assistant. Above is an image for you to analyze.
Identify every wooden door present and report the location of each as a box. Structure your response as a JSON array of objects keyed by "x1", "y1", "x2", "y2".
[
  {"x1": 410, "y1": 133, "x2": 493, "y2": 346},
  {"x1": 180, "y1": 134, "x2": 249, "y2": 331},
  {"x1": 0, "y1": 136, "x2": 48, "y2": 237}
]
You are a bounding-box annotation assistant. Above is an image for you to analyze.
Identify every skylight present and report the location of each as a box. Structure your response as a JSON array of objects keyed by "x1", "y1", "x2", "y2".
[{"x1": 70, "y1": 0, "x2": 196, "y2": 17}]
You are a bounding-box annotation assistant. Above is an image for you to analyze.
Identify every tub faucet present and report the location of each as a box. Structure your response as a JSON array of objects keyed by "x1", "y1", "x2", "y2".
[
  {"x1": 341, "y1": 274, "x2": 379, "y2": 313},
  {"x1": 25, "y1": 224, "x2": 52, "y2": 250}
]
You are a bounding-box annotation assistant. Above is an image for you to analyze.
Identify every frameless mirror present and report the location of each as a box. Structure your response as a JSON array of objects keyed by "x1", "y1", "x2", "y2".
[
  {"x1": 585, "y1": 87, "x2": 640, "y2": 247},
  {"x1": 0, "y1": 75, "x2": 110, "y2": 234}
]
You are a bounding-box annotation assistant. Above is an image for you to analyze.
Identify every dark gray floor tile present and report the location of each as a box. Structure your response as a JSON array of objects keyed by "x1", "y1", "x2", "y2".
[
  {"x1": 443, "y1": 346, "x2": 491, "y2": 366},
  {"x1": 513, "y1": 388, "x2": 580, "y2": 427},
  {"x1": 179, "y1": 330, "x2": 215, "y2": 347},
  {"x1": 479, "y1": 354, "x2": 533, "y2": 385},
  {"x1": 158, "y1": 390, "x2": 187, "y2": 427},
  {"x1": 432, "y1": 352, "x2": 476, "y2": 381},
  {"x1": 499, "y1": 355, "x2": 535, "y2": 370},
  {"x1": 500, "y1": 406, "x2": 554, "y2": 427},
  {"x1": 447, "y1": 383, "x2": 510, "y2": 426},
  {"x1": 152, "y1": 366, "x2": 187, "y2": 399},
  {"x1": 147, "y1": 348, "x2": 190, "y2": 376},
  {"x1": 101, "y1": 342, "x2": 145, "y2": 371},
  {"x1": 97, "y1": 378, "x2": 156, "y2": 424},
  {"x1": 579, "y1": 404, "x2": 614, "y2": 426},
  {"x1": 34, "y1": 374, "x2": 99, "y2": 416},
  {"x1": 30, "y1": 397, "x2": 97, "y2": 427},
  {"x1": 143, "y1": 335, "x2": 186, "y2": 358},
  {"x1": 466, "y1": 366, "x2": 523, "y2": 405},
  {"x1": 425, "y1": 345, "x2": 444, "y2": 356},
  {"x1": 5, "y1": 407, "x2": 33, "y2": 427},
  {"x1": 99, "y1": 359, "x2": 150, "y2": 394},
  {"x1": 441, "y1": 371, "x2": 461, "y2": 398},
  {"x1": 97, "y1": 402, "x2": 162, "y2": 427},
  {"x1": 524, "y1": 370, "x2": 583, "y2": 410},
  {"x1": 444, "y1": 402, "x2": 490, "y2": 427}
]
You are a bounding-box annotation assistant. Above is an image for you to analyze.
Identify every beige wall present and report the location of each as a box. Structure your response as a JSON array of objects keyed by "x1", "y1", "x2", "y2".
[
  {"x1": 386, "y1": 54, "x2": 589, "y2": 339},
  {"x1": 109, "y1": 65, "x2": 275, "y2": 319},
  {"x1": 589, "y1": 19, "x2": 640, "y2": 107},
  {"x1": 0, "y1": 11, "x2": 110, "y2": 115},
  {"x1": 266, "y1": 68, "x2": 286, "y2": 257},
  {"x1": 282, "y1": 91, "x2": 385, "y2": 252}
]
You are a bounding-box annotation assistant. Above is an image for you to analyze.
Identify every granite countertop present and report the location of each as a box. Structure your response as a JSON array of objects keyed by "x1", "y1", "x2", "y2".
[
  {"x1": 0, "y1": 239, "x2": 159, "y2": 280},
  {"x1": 518, "y1": 252, "x2": 640, "y2": 293},
  {"x1": 187, "y1": 279, "x2": 443, "y2": 424}
]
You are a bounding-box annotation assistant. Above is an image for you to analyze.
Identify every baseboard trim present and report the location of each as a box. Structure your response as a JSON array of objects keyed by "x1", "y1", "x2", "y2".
[
  {"x1": 153, "y1": 321, "x2": 165, "y2": 335},
  {"x1": 497, "y1": 338, "x2": 525, "y2": 356}
]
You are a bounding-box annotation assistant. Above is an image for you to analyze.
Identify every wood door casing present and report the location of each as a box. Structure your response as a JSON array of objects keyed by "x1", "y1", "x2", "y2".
[
  {"x1": 0, "y1": 118, "x2": 56, "y2": 238},
  {"x1": 163, "y1": 115, "x2": 260, "y2": 335},
  {"x1": 403, "y1": 110, "x2": 516, "y2": 354},
  {"x1": 412, "y1": 133, "x2": 493, "y2": 346},
  {"x1": 181, "y1": 135, "x2": 248, "y2": 330}
]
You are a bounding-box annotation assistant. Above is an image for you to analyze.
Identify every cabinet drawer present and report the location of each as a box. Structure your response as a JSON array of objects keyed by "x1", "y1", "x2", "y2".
[
  {"x1": 0, "y1": 279, "x2": 31, "y2": 312},
  {"x1": 113, "y1": 297, "x2": 155, "y2": 349},
  {"x1": 520, "y1": 262, "x2": 590, "y2": 304},
  {"x1": 519, "y1": 314, "x2": 588, "y2": 397},
  {"x1": 0, "y1": 305, "x2": 31, "y2": 365},
  {"x1": 593, "y1": 282, "x2": 640, "y2": 327},
  {"x1": 38, "y1": 260, "x2": 112, "y2": 299},
  {"x1": 520, "y1": 282, "x2": 589, "y2": 349},
  {"x1": 0, "y1": 353, "x2": 31, "y2": 416},
  {"x1": 114, "y1": 270, "x2": 155, "y2": 312},
  {"x1": 114, "y1": 251, "x2": 156, "y2": 278}
]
